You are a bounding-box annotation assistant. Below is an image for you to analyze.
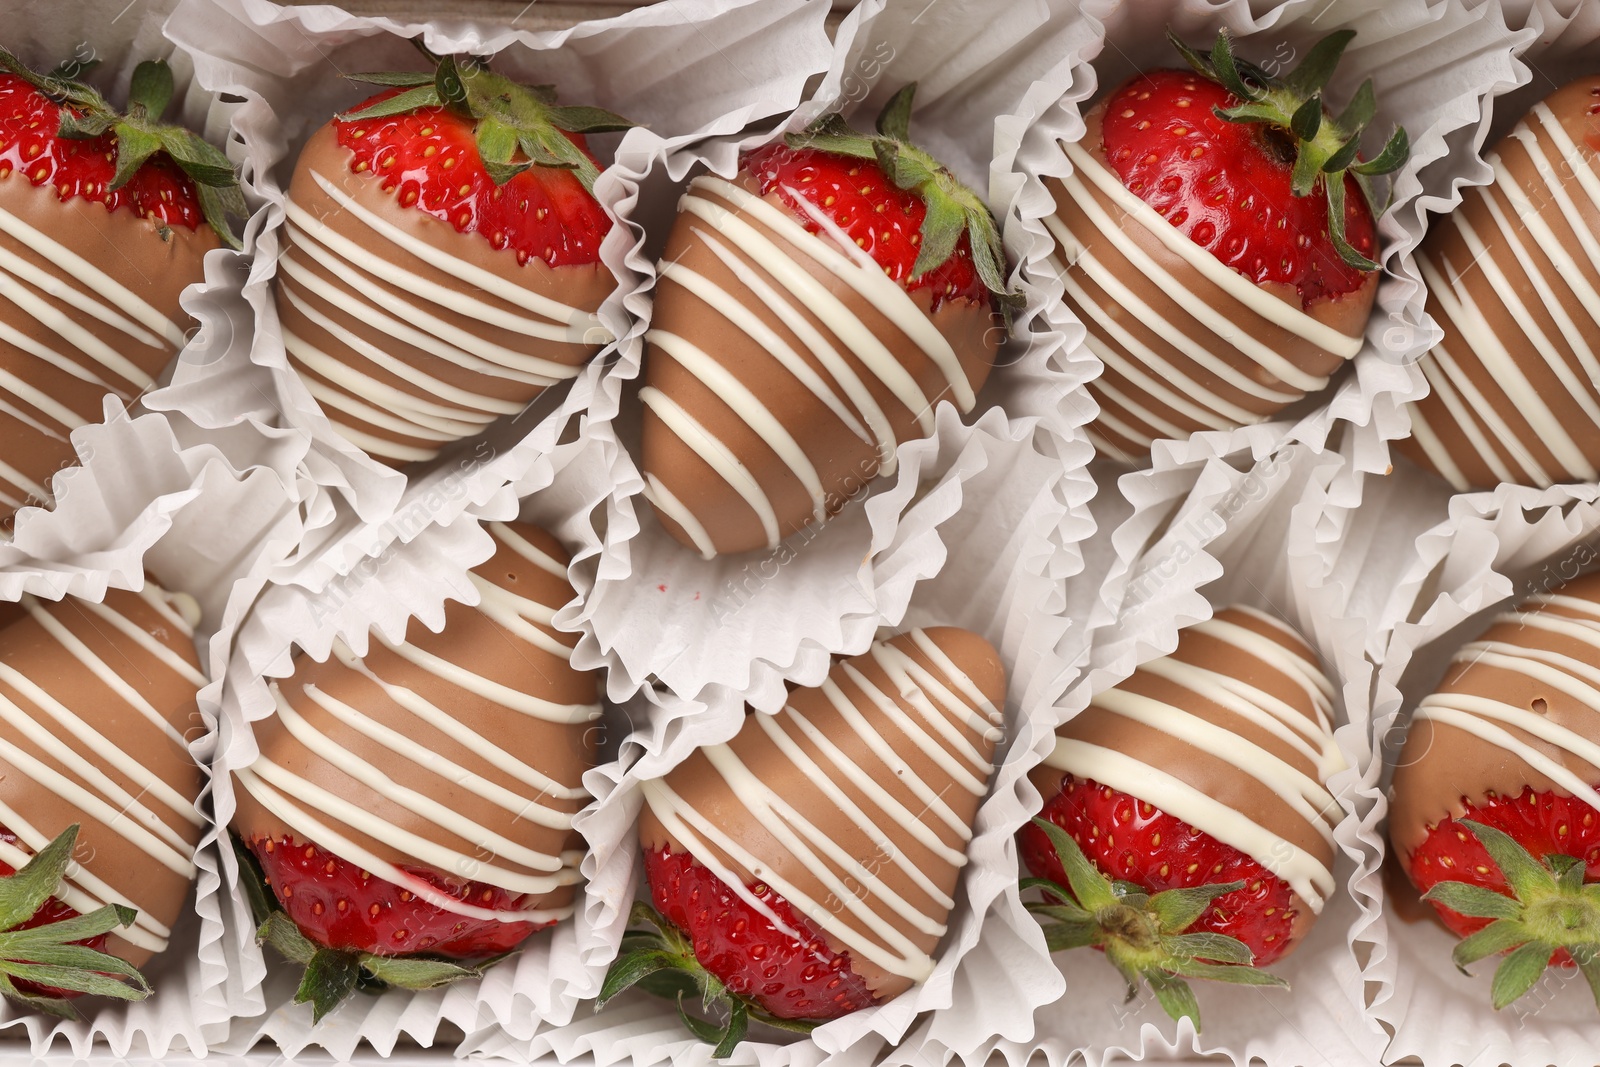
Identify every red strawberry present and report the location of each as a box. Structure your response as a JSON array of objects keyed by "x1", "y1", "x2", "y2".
[
  {"x1": 640, "y1": 85, "x2": 1016, "y2": 558},
  {"x1": 273, "y1": 44, "x2": 632, "y2": 466},
  {"x1": 1057, "y1": 30, "x2": 1409, "y2": 458},
  {"x1": 241, "y1": 833, "x2": 547, "y2": 961},
  {"x1": 0, "y1": 49, "x2": 243, "y2": 524},
  {"x1": 1020, "y1": 776, "x2": 1301, "y2": 967},
  {"x1": 599, "y1": 628, "x2": 1005, "y2": 1053}
]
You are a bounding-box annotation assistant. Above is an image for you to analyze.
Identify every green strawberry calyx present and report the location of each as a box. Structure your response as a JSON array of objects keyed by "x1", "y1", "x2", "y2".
[
  {"x1": 1025, "y1": 817, "x2": 1288, "y2": 1031},
  {"x1": 232, "y1": 834, "x2": 508, "y2": 1024},
  {"x1": 596, "y1": 900, "x2": 817, "y2": 1058},
  {"x1": 0, "y1": 46, "x2": 246, "y2": 250},
  {"x1": 0, "y1": 823, "x2": 151, "y2": 1019},
  {"x1": 338, "y1": 39, "x2": 636, "y2": 195},
  {"x1": 785, "y1": 82, "x2": 1021, "y2": 320},
  {"x1": 1167, "y1": 26, "x2": 1409, "y2": 271},
  {"x1": 1421, "y1": 818, "x2": 1600, "y2": 1011}
]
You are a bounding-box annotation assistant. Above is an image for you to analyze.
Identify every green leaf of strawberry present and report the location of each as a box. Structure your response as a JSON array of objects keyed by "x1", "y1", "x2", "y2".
[
  {"x1": 1420, "y1": 819, "x2": 1600, "y2": 1013},
  {"x1": 0, "y1": 825, "x2": 151, "y2": 1018},
  {"x1": 1024, "y1": 817, "x2": 1288, "y2": 1032}
]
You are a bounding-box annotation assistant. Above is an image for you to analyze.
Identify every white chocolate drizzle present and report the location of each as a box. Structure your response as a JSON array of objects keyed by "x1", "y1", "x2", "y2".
[
  {"x1": 642, "y1": 174, "x2": 985, "y2": 555},
  {"x1": 0, "y1": 590, "x2": 206, "y2": 954},
  {"x1": 1046, "y1": 607, "x2": 1342, "y2": 911},
  {"x1": 238, "y1": 526, "x2": 593, "y2": 924},
  {"x1": 278, "y1": 169, "x2": 610, "y2": 463},
  {"x1": 1415, "y1": 591, "x2": 1600, "y2": 815},
  {"x1": 641, "y1": 629, "x2": 1001, "y2": 982},
  {"x1": 1407, "y1": 99, "x2": 1600, "y2": 489}
]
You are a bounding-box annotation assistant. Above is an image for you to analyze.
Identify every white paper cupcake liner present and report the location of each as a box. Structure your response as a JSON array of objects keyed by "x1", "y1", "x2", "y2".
[
  {"x1": 158, "y1": 0, "x2": 833, "y2": 566},
  {"x1": 207, "y1": 427, "x2": 643, "y2": 1058},
  {"x1": 573, "y1": 0, "x2": 1101, "y2": 707},
  {"x1": 1003, "y1": 0, "x2": 1530, "y2": 482}
]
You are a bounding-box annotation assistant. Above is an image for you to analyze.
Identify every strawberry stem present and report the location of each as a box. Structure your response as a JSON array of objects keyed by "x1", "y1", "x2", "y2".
[
  {"x1": 1024, "y1": 818, "x2": 1288, "y2": 1032},
  {"x1": 598, "y1": 901, "x2": 817, "y2": 1056},
  {"x1": 0, "y1": 46, "x2": 246, "y2": 249},
  {"x1": 1421, "y1": 819, "x2": 1600, "y2": 1011},
  {"x1": 1166, "y1": 26, "x2": 1408, "y2": 272}
]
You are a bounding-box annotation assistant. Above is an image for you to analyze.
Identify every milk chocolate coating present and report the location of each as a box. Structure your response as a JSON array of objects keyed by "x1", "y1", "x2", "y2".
[
  {"x1": 1398, "y1": 77, "x2": 1600, "y2": 491},
  {"x1": 1028, "y1": 607, "x2": 1340, "y2": 957},
  {"x1": 1390, "y1": 571, "x2": 1600, "y2": 868},
  {"x1": 274, "y1": 125, "x2": 614, "y2": 466},
  {"x1": 232, "y1": 521, "x2": 598, "y2": 918},
  {"x1": 0, "y1": 587, "x2": 207, "y2": 969},
  {"x1": 639, "y1": 626, "x2": 1006, "y2": 1000},
  {"x1": 640, "y1": 172, "x2": 1000, "y2": 557},
  {"x1": 1050, "y1": 101, "x2": 1375, "y2": 461},
  {"x1": 0, "y1": 176, "x2": 214, "y2": 521}
]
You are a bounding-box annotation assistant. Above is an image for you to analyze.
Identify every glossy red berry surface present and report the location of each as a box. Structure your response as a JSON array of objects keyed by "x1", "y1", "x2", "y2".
[
  {"x1": 644, "y1": 843, "x2": 877, "y2": 1021},
  {"x1": 0, "y1": 73, "x2": 203, "y2": 230},
  {"x1": 0, "y1": 827, "x2": 110, "y2": 999},
  {"x1": 246, "y1": 833, "x2": 547, "y2": 959},
  {"x1": 333, "y1": 88, "x2": 610, "y2": 268},
  {"x1": 1019, "y1": 775, "x2": 1302, "y2": 966},
  {"x1": 1099, "y1": 68, "x2": 1376, "y2": 307},
  {"x1": 1407, "y1": 785, "x2": 1600, "y2": 966},
  {"x1": 741, "y1": 142, "x2": 987, "y2": 312}
]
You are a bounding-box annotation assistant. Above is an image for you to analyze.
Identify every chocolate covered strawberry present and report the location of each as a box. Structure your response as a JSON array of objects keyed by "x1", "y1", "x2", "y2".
[
  {"x1": 1046, "y1": 29, "x2": 1407, "y2": 460},
  {"x1": 600, "y1": 627, "x2": 1005, "y2": 1053},
  {"x1": 0, "y1": 48, "x2": 242, "y2": 524},
  {"x1": 272, "y1": 43, "x2": 631, "y2": 467},
  {"x1": 639, "y1": 84, "x2": 1015, "y2": 558},
  {"x1": 1392, "y1": 572, "x2": 1600, "y2": 1011},
  {"x1": 1018, "y1": 607, "x2": 1343, "y2": 1028},
  {"x1": 233, "y1": 521, "x2": 600, "y2": 1019}
]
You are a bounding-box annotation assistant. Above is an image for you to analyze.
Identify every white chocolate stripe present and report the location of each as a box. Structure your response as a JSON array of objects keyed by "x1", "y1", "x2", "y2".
[
  {"x1": 0, "y1": 203, "x2": 187, "y2": 346},
  {"x1": 642, "y1": 474, "x2": 718, "y2": 560},
  {"x1": 659, "y1": 252, "x2": 870, "y2": 443},
  {"x1": 1417, "y1": 706, "x2": 1600, "y2": 817},
  {"x1": 469, "y1": 576, "x2": 575, "y2": 661},
  {"x1": 284, "y1": 206, "x2": 583, "y2": 342},
  {"x1": 80, "y1": 599, "x2": 209, "y2": 688},
  {"x1": 487, "y1": 522, "x2": 567, "y2": 576},
  {"x1": 842, "y1": 663, "x2": 989, "y2": 794},
  {"x1": 306, "y1": 169, "x2": 606, "y2": 331},
  {"x1": 0, "y1": 268, "x2": 154, "y2": 389},
  {"x1": 640, "y1": 384, "x2": 781, "y2": 547},
  {"x1": 1046, "y1": 738, "x2": 1333, "y2": 910},
  {"x1": 302, "y1": 373, "x2": 476, "y2": 442},
  {"x1": 680, "y1": 188, "x2": 926, "y2": 449},
  {"x1": 376, "y1": 634, "x2": 600, "y2": 723},
  {"x1": 237, "y1": 769, "x2": 576, "y2": 924},
  {"x1": 1411, "y1": 347, "x2": 1507, "y2": 489},
  {"x1": 1192, "y1": 616, "x2": 1335, "y2": 708},
  {"x1": 337, "y1": 646, "x2": 588, "y2": 801},
  {"x1": 649, "y1": 329, "x2": 827, "y2": 523},
  {"x1": 285, "y1": 687, "x2": 574, "y2": 853},
  {"x1": 691, "y1": 223, "x2": 877, "y2": 448},
  {"x1": 1044, "y1": 221, "x2": 1300, "y2": 406},
  {"x1": 0, "y1": 242, "x2": 165, "y2": 350},
  {"x1": 1058, "y1": 139, "x2": 1363, "y2": 358},
  {"x1": 282, "y1": 288, "x2": 523, "y2": 419},
  {"x1": 1136, "y1": 657, "x2": 1333, "y2": 768},
  {"x1": 1091, "y1": 689, "x2": 1337, "y2": 846}
]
